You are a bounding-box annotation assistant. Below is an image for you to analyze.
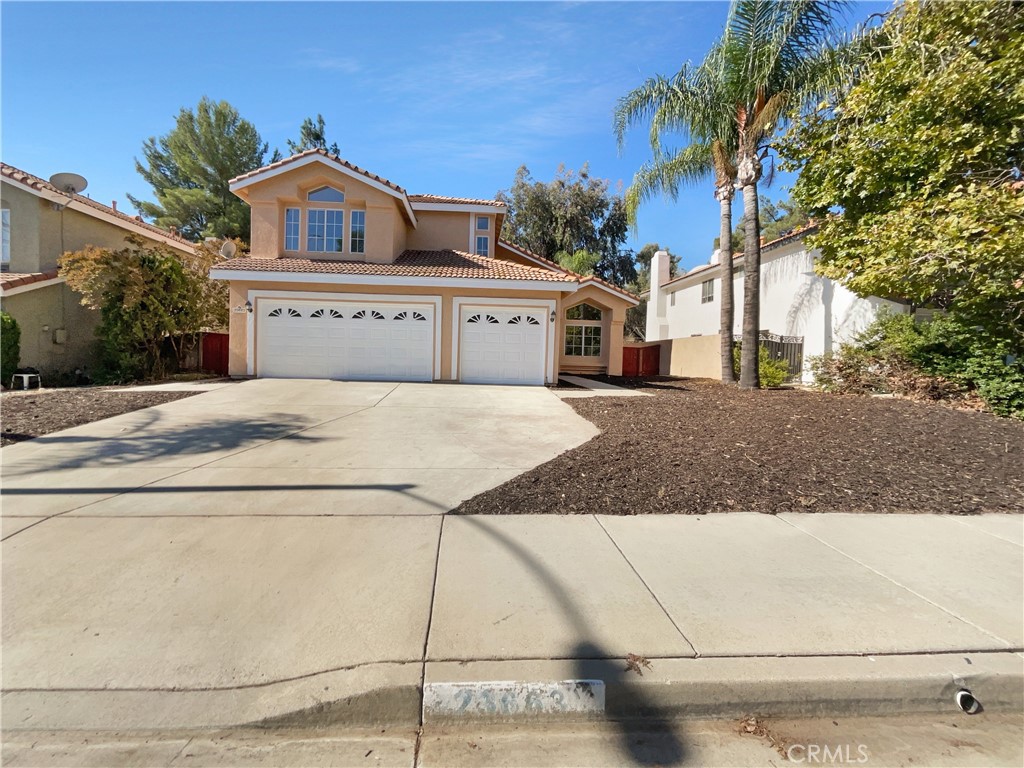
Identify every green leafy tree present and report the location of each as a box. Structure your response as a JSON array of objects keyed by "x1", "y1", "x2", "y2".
[
  {"x1": 497, "y1": 164, "x2": 634, "y2": 285},
  {"x1": 715, "y1": 0, "x2": 851, "y2": 388},
  {"x1": 129, "y1": 97, "x2": 269, "y2": 242},
  {"x1": 286, "y1": 113, "x2": 340, "y2": 155},
  {"x1": 616, "y1": 53, "x2": 740, "y2": 381},
  {"x1": 59, "y1": 236, "x2": 234, "y2": 381},
  {"x1": 782, "y1": 0, "x2": 1024, "y2": 349},
  {"x1": 1, "y1": 311, "x2": 20, "y2": 384}
]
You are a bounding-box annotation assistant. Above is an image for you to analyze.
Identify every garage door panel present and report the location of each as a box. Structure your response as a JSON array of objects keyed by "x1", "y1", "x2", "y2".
[
  {"x1": 459, "y1": 306, "x2": 547, "y2": 386},
  {"x1": 257, "y1": 299, "x2": 434, "y2": 381}
]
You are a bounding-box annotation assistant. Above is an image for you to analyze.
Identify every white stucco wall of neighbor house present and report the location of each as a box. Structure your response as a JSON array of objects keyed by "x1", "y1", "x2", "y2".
[{"x1": 647, "y1": 241, "x2": 909, "y2": 382}]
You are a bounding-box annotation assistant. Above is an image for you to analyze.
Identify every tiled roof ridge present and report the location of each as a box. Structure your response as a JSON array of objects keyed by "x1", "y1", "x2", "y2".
[
  {"x1": 0, "y1": 162, "x2": 194, "y2": 248},
  {"x1": 210, "y1": 249, "x2": 578, "y2": 282},
  {"x1": 498, "y1": 240, "x2": 640, "y2": 301},
  {"x1": 228, "y1": 148, "x2": 407, "y2": 194},
  {"x1": 0, "y1": 268, "x2": 61, "y2": 290},
  {"x1": 408, "y1": 194, "x2": 505, "y2": 207}
]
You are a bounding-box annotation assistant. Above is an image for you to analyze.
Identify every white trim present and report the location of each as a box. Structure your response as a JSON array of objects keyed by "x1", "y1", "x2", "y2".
[
  {"x1": 246, "y1": 289, "x2": 442, "y2": 381},
  {"x1": 2, "y1": 175, "x2": 195, "y2": 254},
  {"x1": 212, "y1": 268, "x2": 578, "y2": 293},
  {"x1": 228, "y1": 154, "x2": 418, "y2": 228},
  {"x1": 412, "y1": 202, "x2": 507, "y2": 214},
  {"x1": 0, "y1": 275, "x2": 66, "y2": 297},
  {"x1": 451, "y1": 296, "x2": 557, "y2": 383},
  {"x1": 578, "y1": 278, "x2": 641, "y2": 306}
]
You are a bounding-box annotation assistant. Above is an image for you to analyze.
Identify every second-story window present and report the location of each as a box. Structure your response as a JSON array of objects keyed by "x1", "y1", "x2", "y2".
[
  {"x1": 350, "y1": 210, "x2": 366, "y2": 254},
  {"x1": 475, "y1": 235, "x2": 489, "y2": 257},
  {"x1": 306, "y1": 186, "x2": 345, "y2": 253},
  {"x1": 284, "y1": 208, "x2": 300, "y2": 251},
  {"x1": 476, "y1": 216, "x2": 489, "y2": 231},
  {"x1": 701, "y1": 279, "x2": 715, "y2": 304},
  {"x1": 308, "y1": 209, "x2": 344, "y2": 253}
]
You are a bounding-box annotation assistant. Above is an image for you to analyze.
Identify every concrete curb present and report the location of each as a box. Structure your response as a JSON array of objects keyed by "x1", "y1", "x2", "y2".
[
  {"x1": 422, "y1": 652, "x2": 1024, "y2": 724},
  {"x1": 4, "y1": 652, "x2": 1021, "y2": 731}
]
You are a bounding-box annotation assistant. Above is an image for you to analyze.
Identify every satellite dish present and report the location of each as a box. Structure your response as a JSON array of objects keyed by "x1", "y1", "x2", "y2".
[
  {"x1": 49, "y1": 172, "x2": 88, "y2": 195},
  {"x1": 219, "y1": 240, "x2": 237, "y2": 259}
]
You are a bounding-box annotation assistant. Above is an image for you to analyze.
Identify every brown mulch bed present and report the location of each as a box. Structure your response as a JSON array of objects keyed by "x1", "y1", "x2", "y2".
[
  {"x1": 1, "y1": 388, "x2": 199, "y2": 446},
  {"x1": 455, "y1": 377, "x2": 1024, "y2": 515}
]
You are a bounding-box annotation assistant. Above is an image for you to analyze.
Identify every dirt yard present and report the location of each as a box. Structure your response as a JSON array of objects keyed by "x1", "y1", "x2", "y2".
[
  {"x1": 1, "y1": 388, "x2": 198, "y2": 446},
  {"x1": 456, "y1": 378, "x2": 1024, "y2": 515}
]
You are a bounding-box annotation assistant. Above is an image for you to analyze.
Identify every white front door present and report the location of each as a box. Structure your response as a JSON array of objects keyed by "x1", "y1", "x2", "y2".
[
  {"x1": 257, "y1": 299, "x2": 435, "y2": 381},
  {"x1": 458, "y1": 306, "x2": 547, "y2": 385}
]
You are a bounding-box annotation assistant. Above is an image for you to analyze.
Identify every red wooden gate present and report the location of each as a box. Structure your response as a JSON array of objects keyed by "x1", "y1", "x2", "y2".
[
  {"x1": 622, "y1": 345, "x2": 660, "y2": 377},
  {"x1": 201, "y1": 332, "x2": 229, "y2": 376}
]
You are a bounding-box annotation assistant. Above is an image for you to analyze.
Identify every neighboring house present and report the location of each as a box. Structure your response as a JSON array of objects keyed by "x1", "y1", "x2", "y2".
[
  {"x1": 645, "y1": 226, "x2": 908, "y2": 382},
  {"x1": 0, "y1": 163, "x2": 195, "y2": 378},
  {"x1": 209, "y1": 149, "x2": 638, "y2": 384}
]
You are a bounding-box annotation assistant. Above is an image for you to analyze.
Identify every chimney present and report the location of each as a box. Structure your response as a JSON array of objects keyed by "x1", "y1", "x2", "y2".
[{"x1": 111, "y1": 200, "x2": 117, "y2": 212}]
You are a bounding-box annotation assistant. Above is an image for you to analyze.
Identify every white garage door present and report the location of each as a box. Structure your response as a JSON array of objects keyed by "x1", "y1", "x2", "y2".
[
  {"x1": 459, "y1": 306, "x2": 547, "y2": 385},
  {"x1": 257, "y1": 299, "x2": 434, "y2": 381}
]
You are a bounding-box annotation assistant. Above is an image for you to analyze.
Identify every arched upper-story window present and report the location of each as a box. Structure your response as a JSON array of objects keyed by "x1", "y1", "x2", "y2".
[
  {"x1": 565, "y1": 302, "x2": 603, "y2": 322},
  {"x1": 307, "y1": 186, "x2": 345, "y2": 204}
]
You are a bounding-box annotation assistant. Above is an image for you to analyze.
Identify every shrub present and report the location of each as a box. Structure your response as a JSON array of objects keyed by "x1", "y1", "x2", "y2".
[
  {"x1": 810, "y1": 311, "x2": 1024, "y2": 419},
  {"x1": 733, "y1": 343, "x2": 791, "y2": 388},
  {"x1": 1, "y1": 311, "x2": 21, "y2": 386}
]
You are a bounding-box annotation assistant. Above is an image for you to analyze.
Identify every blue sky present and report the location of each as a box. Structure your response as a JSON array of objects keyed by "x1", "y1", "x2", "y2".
[{"x1": 1, "y1": 1, "x2": 887, "y2": 270}]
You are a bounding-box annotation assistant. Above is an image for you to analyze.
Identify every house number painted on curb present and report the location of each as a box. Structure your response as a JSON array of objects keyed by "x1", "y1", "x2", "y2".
[{"x1": 423, "y1": 680, "x2": 606, "y2": 719}]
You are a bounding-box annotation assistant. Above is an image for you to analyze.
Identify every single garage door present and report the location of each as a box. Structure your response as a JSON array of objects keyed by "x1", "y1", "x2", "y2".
[
  {"x1": 257, "y1": 299, "x2": 434, "y2": 381},
  {"x1": 459, "y1": 306, "x2": 547, "y2": 385}
]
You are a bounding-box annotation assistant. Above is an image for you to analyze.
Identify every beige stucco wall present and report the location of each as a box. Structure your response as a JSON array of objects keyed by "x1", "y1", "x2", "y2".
[
  {"x1": 558, "y1": 284, "x2": 627, "y2": 377},
  {"x1": 1, "y1": 282, "x2": 100, "y2": 376},
  {"x1": 407, "y1": 210, "x2": 469, "y2": 252},
  {"x1": 226, "y1": 279, "x2": 577, "y2": 381},
  {"x1": 669, "y1": 334, "x2": 723, "y2": 380},
  {"x1": 239, "y1": 166, "x2": 406, "y2": 263},
  {"x1": 2, "y1": 182, "x2": 154, "y2": 273}
]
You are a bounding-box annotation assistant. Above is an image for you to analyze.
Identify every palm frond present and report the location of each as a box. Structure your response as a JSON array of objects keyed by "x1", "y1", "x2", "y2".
[{"x1": 624, "y1": 143, "x2": 715, "y2": 224}]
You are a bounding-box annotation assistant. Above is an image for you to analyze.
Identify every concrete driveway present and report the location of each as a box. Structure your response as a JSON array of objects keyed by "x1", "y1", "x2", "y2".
[
  {"x1": 1, "y1": 380, "x2": 597, "y2": 724},
  {"x1": 1, "y1": 379, "x2": 597, "y2": 521}
]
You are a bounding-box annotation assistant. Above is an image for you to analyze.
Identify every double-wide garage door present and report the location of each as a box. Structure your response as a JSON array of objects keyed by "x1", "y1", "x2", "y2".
[
  {"x1": 257, "y1": 299, "x2": 435, "y2": 381},
  {"x1": 256, "y1": 298, "x2": 549, "y2": 384}
]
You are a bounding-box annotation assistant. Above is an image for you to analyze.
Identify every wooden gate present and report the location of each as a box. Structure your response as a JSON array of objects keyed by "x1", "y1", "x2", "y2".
[
  {"x1": 622, "y1": 344, "x2": 661, "y2": 377},
  {"x1": 201, "y1": 332, "x2": 230, "y2": 376}
]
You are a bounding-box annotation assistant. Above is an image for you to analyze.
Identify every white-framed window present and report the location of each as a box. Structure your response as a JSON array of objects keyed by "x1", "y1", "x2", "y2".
[
  {"x1": 1, "y1": 209, "x2": 10, "y2": 267},
  {"x1": 350, "y1": 210, "x2": 366, "y2": 254},
  {"x1": 670, "y1": 292, "x2": 676, "y2": 307},
  {"x1": 701, "y1": 279, "x2": 715, "y2": 303},
  {"x1": 476, "y1": 216, "x2": 489, "y2": 231},
  {"x1": 475, "y1": 235, "x2": 489, "y2": 257},
  {"x1": 308, "y1": 208, "x2": 344, "y2": 253},
  {"x1": 564, "y1": 302, "x2": 603, "y2": 357},
  {"x1": 284, "y1": 208, "x2": 300, "y2": 251}
]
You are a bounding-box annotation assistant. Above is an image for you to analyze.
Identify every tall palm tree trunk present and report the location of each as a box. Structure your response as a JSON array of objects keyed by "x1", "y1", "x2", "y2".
[
  {"x1": 716, "y1": 183, "x2": 737, "y2": 383},
  {"x1": 738, "y1": 162, "x2": 761, "y2": 389}
]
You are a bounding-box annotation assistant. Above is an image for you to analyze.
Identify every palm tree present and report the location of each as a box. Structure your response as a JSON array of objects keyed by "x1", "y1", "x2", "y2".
[
  {"x1": 717, "y1": 0, "x2": 849, "y2": 387},
  {"x1": 615, "y1": 59, "x2": 740, "y2": 383}
]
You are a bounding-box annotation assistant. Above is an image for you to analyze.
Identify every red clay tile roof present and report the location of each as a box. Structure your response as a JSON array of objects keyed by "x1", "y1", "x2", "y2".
[
  {"x1": 211, "y1": 250, "x2": 579, "y2": 282},
  {"x1": 228, "y1": 148, "x2": 408, "y2": 194},
  {"x1": 408, "y1": 194, "x2": 505, "y2": 207},
  {"x1": 0, "y1": 269, "x2": 61, "y2": 292},
  {"x1": 0, "y1": 163, "x2": 195, "y2": 249},
  {"x1": 497, "y1": 240, "x2": 640, "y2": 301}
]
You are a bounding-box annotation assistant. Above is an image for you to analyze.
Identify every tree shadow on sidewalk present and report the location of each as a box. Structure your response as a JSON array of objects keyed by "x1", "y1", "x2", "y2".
[{"x1": 458, "y1": 517, "x2": 686, "y2": 767}]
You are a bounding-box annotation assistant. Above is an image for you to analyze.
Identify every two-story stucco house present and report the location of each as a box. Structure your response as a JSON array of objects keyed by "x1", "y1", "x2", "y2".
[
  {"x1": 210, "y1": 149, "x2": 638, "y2": 385},
  {"x1": 645, "y1": 226, "x2": 909, "y2": 382},
  {"x1": 0, "y1": 163, "x2": 196, "y2": 378}
]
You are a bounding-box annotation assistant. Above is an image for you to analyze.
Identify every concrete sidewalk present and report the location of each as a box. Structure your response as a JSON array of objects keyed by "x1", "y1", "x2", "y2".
[{"x1": 3, "y1": 510, "x2": 1021, "y2": 731}]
